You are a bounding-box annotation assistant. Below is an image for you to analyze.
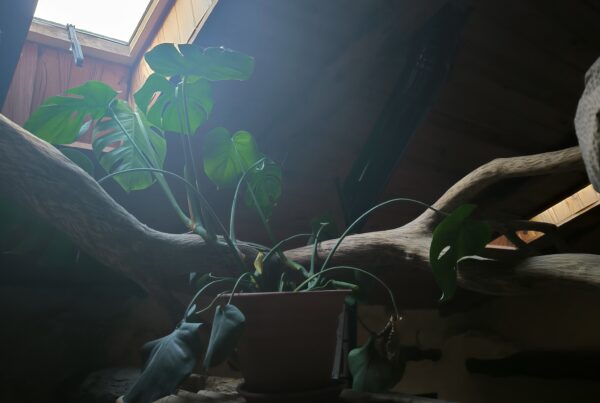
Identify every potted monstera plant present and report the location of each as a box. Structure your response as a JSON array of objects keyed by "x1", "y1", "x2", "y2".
[{"x1": 25, "y1": 43, "x2": 491, "y2": 402}]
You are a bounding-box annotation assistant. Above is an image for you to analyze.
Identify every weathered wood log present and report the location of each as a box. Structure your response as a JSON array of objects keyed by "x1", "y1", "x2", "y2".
[
  {"x1": 458, "y1": 254, "x2": 600, "y2": 295},
  {"x1": 415, "y1": 146, "x2": 584, "y2": 229},
  {"x1": 1, "y1": 113, "x2": 599, "y2": 306},
  {"x1": 0, "y1": 114, "x2": 252, "y2": 286}
]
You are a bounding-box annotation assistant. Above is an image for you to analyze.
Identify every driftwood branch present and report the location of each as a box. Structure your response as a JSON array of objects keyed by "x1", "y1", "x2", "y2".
[
  {"x1": 0, "y1": 115, "x2": 250, "y2": 285},
  {"x1": 1, "y1": 113, "x2": 598, "y2": 306},
  {"x1": 284, "y1": 146, "x2": 588, "y2": 303},
  {"x1": 458, "y1": 254, "x2": 600, "y2": 295},
  {"x1": 415, "y1": 146, "x2": 584, "y2": 230}
]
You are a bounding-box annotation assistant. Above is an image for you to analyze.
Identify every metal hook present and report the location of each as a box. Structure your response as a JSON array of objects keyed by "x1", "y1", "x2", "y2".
[{"x1": 66, "y1": 24, "x2": 84, "y2": 67}]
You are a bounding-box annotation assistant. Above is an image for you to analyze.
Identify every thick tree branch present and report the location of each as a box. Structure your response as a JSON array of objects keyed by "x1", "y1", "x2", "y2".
[
  {"x1": 1, "y1": 113, "x2": 598, "y2": 306},
  {"x1": 458, "y1": 254, "x2": 600, "y2": 295},
  {"x1": 414, "y1": 147, "x2": 584, "y2": 230},
  {"x1": 284, "y1": 148, "x2": 584, "y2": 271},
  {"x1": 0, "y1": 115, "x2": 251, "y2": 285}
]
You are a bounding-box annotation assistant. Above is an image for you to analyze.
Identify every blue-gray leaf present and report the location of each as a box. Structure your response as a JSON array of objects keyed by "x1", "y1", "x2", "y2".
[
  {"x1": 203, "y1": 304, "x2": 245, "y2": 369},
  {"x1": 348, "y1": 336, "x2": 403, "y2": 393},
  {"x1": 123, "y1": 322, "x2": 202, "y2": 403}
]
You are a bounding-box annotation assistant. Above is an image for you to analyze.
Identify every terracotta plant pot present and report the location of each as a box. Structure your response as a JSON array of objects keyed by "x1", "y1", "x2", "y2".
[{"x1": 228, "y1": 289, "x2": 349, "y2": 393}]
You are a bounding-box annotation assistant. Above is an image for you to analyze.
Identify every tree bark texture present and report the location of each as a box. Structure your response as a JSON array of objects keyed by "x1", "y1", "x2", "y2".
[{"x1": 1, "y1": 113, "x2": 598, "y2": 307}]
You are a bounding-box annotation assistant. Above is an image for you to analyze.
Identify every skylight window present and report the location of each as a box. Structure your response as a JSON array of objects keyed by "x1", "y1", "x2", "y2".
[{"x1": 34, "y1": 0, "x2": 153, "y2": 43}]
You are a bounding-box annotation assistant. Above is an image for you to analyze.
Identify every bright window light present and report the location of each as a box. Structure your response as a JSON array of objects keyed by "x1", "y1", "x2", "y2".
[{"x1": 34, "y1": 0, "x2": 153, "y2": 43}]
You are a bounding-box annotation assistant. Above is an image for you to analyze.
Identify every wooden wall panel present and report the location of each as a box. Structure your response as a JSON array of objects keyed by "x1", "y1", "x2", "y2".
[
  {"x1": 1, "y1": 42, "x2": 39, "y2": 125},
  {"x1": 2, "y1": 41, "x2": 130, "y2": 132},
  {"x1": 130, "y1": 0, "x2": 217, "y2": 95}
]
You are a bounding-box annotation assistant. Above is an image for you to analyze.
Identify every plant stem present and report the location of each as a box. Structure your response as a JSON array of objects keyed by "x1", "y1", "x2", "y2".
[
  {"x1": 229, "y1": 148, "x2": 277, "y2": 245},
  {"x1": 229, "y1": 155, "x2": 304, "y2": 274},
  {"x1": 230, "y1": 158, "x2": 267, "y2": 254},
  {"x1": 227, "y1": 272, "x2": 254, "y2": 305},
  {"x1": 262, "y1": 233, "x2": 312, "y2": 268},
  {"x1": 320, "y1": 198, "x2": 446, "y2": 272},
  {"x1": 183, "y1": 278, "x2": 231, "y2": 322},
  {"x1": 178, "y1": 78, "x2": 215, "y2": 242},
  {"x1": 98, "y1": 167, "x2": 247, "y2": 273},
  {"x1": 310, "y1": 223, "x2": 328, "y2": 276},
  {"x1": 195, "y1": 291, "x2": 230, "y2": 316},
  {"x1": 245, "y1": 181, "x2": 277, "y2": 242},
  {"x1": 246, "y1": 180, "x2": 307, "y2": 273},
  {"x1": 109, "y1": 106, "x2": 198, "y2": 235},
  {"x1": 294, "y1": 265, "x2": 401, "y2": 320}
]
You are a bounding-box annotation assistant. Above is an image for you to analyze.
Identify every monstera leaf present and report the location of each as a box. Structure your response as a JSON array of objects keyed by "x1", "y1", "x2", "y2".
[
  {"x1": 124, "y1": 322, "x2": 203, "y2": 403},
  {"x1": 136, "y1": 43, "x2": 253, "y2": 137},
  {"x1": 144, "y1": 43, "x2": 254, "y2": 81},
  {"x1": 429, "y1": 204, "x2": 491, "y2": 301},
  {"x1": 244, "y1": 161, "x2": 282, "y2": 217},
  {"x1": 203, "y1": 304, "x2": 246, "y2": 369},
  {"x1": 24, "y1": 80, "x2": 116, "y2": 144},
  {"x1": 134, "y1": 73, "x2": 213, "y2": 134},
  {"x1": 203, "y1": 128, "x2": 260, "y2": 186},
  {"x1": 92, "y1": 100, "x2": 166, "y2": 192}
]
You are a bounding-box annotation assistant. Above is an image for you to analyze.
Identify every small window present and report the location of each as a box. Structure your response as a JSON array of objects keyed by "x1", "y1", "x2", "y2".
[{"x1": 34, "y1": 0, "x2": 153, "y2": 43}]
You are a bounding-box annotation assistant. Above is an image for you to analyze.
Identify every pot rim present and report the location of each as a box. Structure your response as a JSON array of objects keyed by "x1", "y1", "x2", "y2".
[{"x1": 220, "y1": 289, "x2": 351, "y2": 299}]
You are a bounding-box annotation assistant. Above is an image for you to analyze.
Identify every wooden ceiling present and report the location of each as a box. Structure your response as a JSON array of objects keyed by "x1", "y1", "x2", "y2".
[
  {"x1": 187, "y1": 0, "x2": 600, "y2": 251},
  {"x1": 379, "y1": 0, "x2": 599, "y2": 227},
  {"x1": 4, "y1": 0, "x2": 600, "y2": 252}
]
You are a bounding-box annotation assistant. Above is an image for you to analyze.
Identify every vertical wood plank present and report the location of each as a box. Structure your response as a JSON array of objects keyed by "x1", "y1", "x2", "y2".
[
  {"x1": 191, "y1": 0, "x2": 212, "y2": 23},
  {"x1": 3, "y1": 38, "x2": 132, "y2": 142},
  {"x1": 129, "y1": 0, "x2": 220, "y2": 95},
  {"x1": 161, "y1": 5, "x2": 181, "y2": 43},
  {"x1": 578, "y1": 185, "x2": 600, "y2": 206},
  {"x1": 175, "y1": 0, "x2": 196, "y2": 43},
  {"x1": 2, "y1": 42, "x2": 39, "y2": 125}
]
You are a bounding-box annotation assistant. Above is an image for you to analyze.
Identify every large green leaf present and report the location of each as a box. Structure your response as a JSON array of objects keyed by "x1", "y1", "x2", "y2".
[
  {"x1": 134, "y1": 73, "x2": 213, "y2": 134},
  {"x1": 133, "y1": 73, "x2": 173, "y2": 127},
  {"x1": 203, "y1": 128, "x2": 260, "y2": 186},
  {"x1": 145, "y1": 43, "x2": 254, "y2": 81},
  {"x1": 143, "y1": 43, "x2": 188, "y2": 77},
  {"x1": 348, "y1": 336, "x2": 403, "y2": 392},
  {"x1": 124, "y1": 322, "x2": 203, "y2": 403},
  {"x1": 203, "y1": 304, "x2": 245, "y2": 369},
  {"x1": 429, "y1": 204, "x2": 491, "y2": 301},
  {"x1": 245, "y1": 162, "x2": 282, "y2": 218},
  {"x1": 179, "y1": 45, "x2": 255, "y2": 81},
  {"x1": 24, "y1": 80, "x2": 117, "y2": 144},
  {"x1": 92, "y1": 100, "x2": 166, "y2": 192}
]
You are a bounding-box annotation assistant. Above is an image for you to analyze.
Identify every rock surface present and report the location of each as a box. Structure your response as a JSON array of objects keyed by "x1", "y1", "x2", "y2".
[{"x1": 76, "y1": 368, "x2": 452, "y2": 402}]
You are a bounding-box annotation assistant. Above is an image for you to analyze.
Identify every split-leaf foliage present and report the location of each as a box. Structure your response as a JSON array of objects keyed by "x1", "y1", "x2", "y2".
[
  {"x1": 22, "y1": 41, "x2": 492, "y2": 402},
  {"x1": 429, "y1": 204, "x2": 491, "y2": 301}
]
